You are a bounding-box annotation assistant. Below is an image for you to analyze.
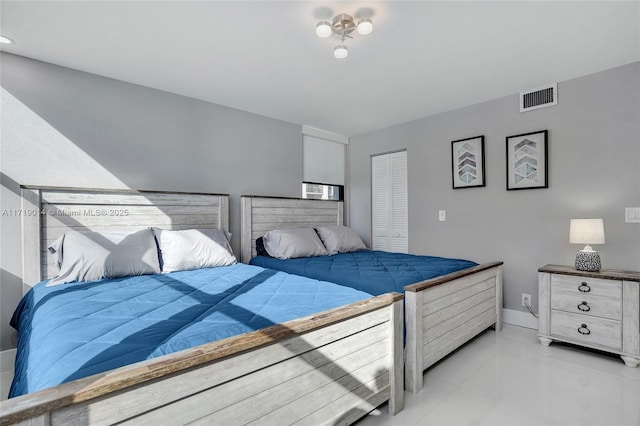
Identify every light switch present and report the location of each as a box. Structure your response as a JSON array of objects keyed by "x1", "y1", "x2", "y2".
[
  {"x1": 439, "y1": 210, "x2": 446, "y2": 221},
  {"x1": 625, "y1": 207, "x2": 640, "y2": 223}
]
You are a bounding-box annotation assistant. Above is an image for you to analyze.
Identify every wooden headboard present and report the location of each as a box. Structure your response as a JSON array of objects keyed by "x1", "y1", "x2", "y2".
[
  {"x1": 21, "y1": 186, "x2": 229, "y2": 290},
  {"x1": 240, "y1": 196, "x2": 343, "y2": 263}
]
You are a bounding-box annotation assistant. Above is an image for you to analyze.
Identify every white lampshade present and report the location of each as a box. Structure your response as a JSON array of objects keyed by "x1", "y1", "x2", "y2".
[
  {"x1": 334, "y1": 44, "x2": 348, "y2": 59},
  {"x1": 316, "y1": 21, "x2": 332, "y2": 38},
  {"x1": 570, "y1": 219, "x2": 605, "y2": 245},
  {"x1": 357, "y1": 18, "x2": 373, "y2": 35}
]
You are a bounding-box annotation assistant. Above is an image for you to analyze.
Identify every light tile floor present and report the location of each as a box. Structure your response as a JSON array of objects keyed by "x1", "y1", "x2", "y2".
[{"x1": 358, "y1": 325, "x2": 640, "y2": 426}]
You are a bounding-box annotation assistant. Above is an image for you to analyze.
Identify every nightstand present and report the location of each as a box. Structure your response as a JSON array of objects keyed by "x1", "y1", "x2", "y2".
[{"x1": 538, "y1": 264, "x2": 640, "y2": 367}]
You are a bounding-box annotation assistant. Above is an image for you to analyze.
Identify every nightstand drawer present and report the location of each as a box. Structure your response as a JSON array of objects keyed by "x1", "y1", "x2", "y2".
[
  {"x1": 551, "y1": 310, "x2": 621, "y2": 350},
  {"x1": 551, "y1": 292, "x2": 621, "y2": 320},
  {"x1": 551, "y1": 275, "x2": 621, "y2": 299}
]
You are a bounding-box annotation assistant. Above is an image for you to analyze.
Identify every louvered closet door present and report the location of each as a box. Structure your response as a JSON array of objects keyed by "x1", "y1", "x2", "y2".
[
  {"x1": 371, "y1": 151, "x2": 408, "y2": 253},
  {"x1": 372, "y1": 154, "x2": 391, "y2": 250}
]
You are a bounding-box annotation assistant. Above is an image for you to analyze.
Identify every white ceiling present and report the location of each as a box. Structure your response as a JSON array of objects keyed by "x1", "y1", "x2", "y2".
[{"x1": 1, "y1": 1, "x2": 638, "y2": 137}]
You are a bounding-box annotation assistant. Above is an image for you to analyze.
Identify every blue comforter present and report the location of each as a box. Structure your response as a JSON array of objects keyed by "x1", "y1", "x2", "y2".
[
  {"x1": 9, "y1": 263, "x2": 371, "y2": 398},
  {"x1": 250, "y1": 251, "x2": 477, "y2": 296}
]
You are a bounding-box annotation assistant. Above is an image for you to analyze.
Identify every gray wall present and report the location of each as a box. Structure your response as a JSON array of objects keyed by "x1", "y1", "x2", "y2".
[
  {"x1": 0, "y1": 52, "x2": 302, "y2": 350},
  {"x1": 349, "y1": 62, "x2": 640, "y2": 314}
]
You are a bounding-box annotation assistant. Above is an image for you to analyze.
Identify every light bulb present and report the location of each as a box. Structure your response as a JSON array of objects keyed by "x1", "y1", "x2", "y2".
[
  {"x1": 0, "y1": 36, "x2": 14, "y2": 44},
  {"x1": 357, "y1": 18, "x2": 373, "y2": 35},
  {"x1": 334, "y1": 44, "x2": 348, "y2": 59},
  {"x1": 316, "y1": 21, "x2": 332, "y2": 38}
]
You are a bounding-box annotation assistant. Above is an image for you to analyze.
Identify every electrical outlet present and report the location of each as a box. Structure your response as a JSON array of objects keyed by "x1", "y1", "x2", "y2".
[
  {"x1": 522, "y1": 293, "x2": 532, "y2": 307},
  {"x1": 439, "y1": 210, "x2": 446, "y2": 221}
]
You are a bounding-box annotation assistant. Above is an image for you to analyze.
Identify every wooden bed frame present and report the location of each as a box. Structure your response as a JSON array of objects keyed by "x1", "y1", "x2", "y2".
[
  {"x1": 241, "y1": 195, "x2": 503, "y2": 394},
  {"x1": 0, "y1": 187, "x2": 404, "y2": 425}
]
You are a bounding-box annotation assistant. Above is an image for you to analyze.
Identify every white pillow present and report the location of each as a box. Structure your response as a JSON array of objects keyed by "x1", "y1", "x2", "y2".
[
  {"x1": 316, "y1": 225, "x2": 368, "y2": 254},
  {"x1": 262, "y1": 228, "x2": 328, "y2": 260},
  {"x1": 153, "y1": 228, "x2": 236, "y2": 272},
  {"x1": 47, "y1": 229, "x2": 161, "y2": 286}
]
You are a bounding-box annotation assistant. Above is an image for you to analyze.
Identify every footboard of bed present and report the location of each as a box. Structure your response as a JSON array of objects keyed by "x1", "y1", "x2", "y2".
[
  {"x1": 0, "y1": 294, "x2": 404, "y2": 426},
  {"x1": 404, "y1": 262, "x2": 503, "y2": 393}
]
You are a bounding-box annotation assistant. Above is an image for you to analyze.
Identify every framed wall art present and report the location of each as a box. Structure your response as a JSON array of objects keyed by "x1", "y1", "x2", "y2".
[
  {"x1": 451, "y1": 135, "x2": 485, "y2": 189},
  {"x1": 506, "y1": 130, "x2": 548, "y2": 190}
]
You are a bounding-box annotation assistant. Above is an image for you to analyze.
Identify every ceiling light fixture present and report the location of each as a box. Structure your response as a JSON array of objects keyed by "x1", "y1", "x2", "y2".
[
  {"x1": 0, "y1": 36, "x2": 14, "y2": 44},
  {"x1": 316, "y1": 21, "x2": 332, "y2": 38},
  {"x1": 316, "y1": 14, "x2": 373, "y2": 59},
  {"x1": 334, "y1": 44, "x2": 348, "y2": 59},
  {"x1": 357, "y1": 18, "x2": 373, "y2": 35}
]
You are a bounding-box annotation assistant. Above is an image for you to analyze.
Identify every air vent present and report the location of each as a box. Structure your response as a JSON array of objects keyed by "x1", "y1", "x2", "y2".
[{"x1": 520, "y1": 83, "x2": 557, "y2": 112}]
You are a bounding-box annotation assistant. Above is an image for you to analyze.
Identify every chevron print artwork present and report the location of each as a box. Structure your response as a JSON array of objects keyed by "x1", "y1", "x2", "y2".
[
  {"x1": 451, "y1": 135, "x2": 484, "y2": 189},
  {"x1": 457, "y1": 143, "x2": 477, "y2": 184},
  {"x1": 506, "y1": 130, "x2": 548, "y2": 190},
  {"x1": 513, "y1": 138, "x2": 538, "y2": 184}
]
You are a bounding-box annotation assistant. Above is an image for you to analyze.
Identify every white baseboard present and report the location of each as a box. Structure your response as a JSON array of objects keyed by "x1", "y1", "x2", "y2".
[
  {"x1": 502, "y1": 308, "x2": 538, "y2": 330},
  {"x1": 1, "y1": 348, "x2": 16, "y2": 373}
]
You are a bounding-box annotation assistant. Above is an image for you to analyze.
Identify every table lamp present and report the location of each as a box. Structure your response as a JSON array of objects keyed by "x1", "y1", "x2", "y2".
[{"x1": 569, "y1": 218, "x2": 605, "y2": 272}]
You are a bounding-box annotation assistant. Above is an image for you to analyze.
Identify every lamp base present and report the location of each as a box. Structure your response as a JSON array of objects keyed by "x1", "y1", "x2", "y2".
[{"x1": 575, "y1": 250, "x2": 601, "y2": 272}]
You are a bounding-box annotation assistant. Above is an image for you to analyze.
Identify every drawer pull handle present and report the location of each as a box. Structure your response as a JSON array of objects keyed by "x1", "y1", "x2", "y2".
[
  {"x1": 578, "y1": 282, "x2": 591, "y2": 293},
  {"x1": 578, "y1": 301, "x2": 591, "y2": 312},
  {"x1": 578, "y1": 324, "x2": 591, "y2": 335}
]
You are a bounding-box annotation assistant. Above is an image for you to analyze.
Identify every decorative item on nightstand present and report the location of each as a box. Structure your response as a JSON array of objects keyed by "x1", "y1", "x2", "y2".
[{"x1": 570, "y1": 218, "x2": 605, "y2": 272}]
